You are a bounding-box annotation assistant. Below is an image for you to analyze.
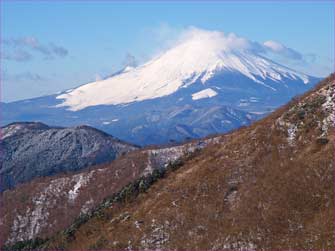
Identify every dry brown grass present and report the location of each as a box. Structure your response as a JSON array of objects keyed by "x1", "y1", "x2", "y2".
[{"x1": 42, "y1": 75, "x2": 335, "y2": 250}]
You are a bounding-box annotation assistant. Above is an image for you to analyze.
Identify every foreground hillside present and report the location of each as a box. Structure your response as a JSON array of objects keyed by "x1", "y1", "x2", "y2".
[
  {"x1": 43, "y1": 74, "x2": 333, "y2": 250},
  {"x1": 0, "y1": 136, "x2": 214, "y2": 246},
  {"x1": 1, "y1": 74, "x2": 333, "y2": 250},
  {"x1": 0, "y1": 123, "x2": 137, "y2": 191}
]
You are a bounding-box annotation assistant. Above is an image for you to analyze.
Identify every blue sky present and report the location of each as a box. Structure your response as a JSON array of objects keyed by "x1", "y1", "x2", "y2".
[{"x1": 2, "y1": 1, "x2": 334, "y2": 102}]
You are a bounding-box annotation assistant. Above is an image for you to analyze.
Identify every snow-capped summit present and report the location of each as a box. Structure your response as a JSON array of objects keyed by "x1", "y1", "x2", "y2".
[
  {"x1": 56, "y1": 28, "x2": 310, "y2": 111},
  {"x1": 3, "y1": 28, "x2": 320, "y2": 145}
]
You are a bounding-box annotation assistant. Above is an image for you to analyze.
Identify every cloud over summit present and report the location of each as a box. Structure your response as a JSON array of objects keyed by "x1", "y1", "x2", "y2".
[
  {"x1": 147, "y1": 26, "x2": 329, "y2": 76},
  {"x1": 172, "y1": 27, "x2": 304, "y2": 61},
  {"x1": 263, "y1": 40, "x2": 303, "y2": 60}
]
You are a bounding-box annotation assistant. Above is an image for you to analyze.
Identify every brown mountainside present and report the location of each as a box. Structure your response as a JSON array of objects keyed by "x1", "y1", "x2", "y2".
[
  {"x1": 43, "y1": 74, "x2": 335, "y2": 250},
  {"x1": 0, "y1": 134, "x2": 213, "y2": 246},
  {"x1": 2, "y1": 75, "x2": 334, "y2": 250}
]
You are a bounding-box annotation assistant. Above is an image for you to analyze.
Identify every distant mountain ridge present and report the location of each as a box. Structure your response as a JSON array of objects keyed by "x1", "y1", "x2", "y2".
[
  {"x1": 0, "y1": 132, "x2": 215, "y2": 246},
  {"x1": 0, "y1": 122, "x2": 138, "y2": 191},
  {"x1": 2, "y1": 29, "x2": 320, "y2": 145}
]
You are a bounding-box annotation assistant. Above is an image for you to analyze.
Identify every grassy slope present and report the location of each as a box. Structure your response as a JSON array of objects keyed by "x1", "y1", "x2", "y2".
[{"x1": 41, "y1": 75, "x2": 334, "y2": 250}]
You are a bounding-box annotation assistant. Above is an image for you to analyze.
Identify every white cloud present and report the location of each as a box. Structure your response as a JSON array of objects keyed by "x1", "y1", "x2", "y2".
[
  {"x1": 264, "y1": 40, "x2": 303, "y2": 60},
  {"x1": 174, "y1": 27, "x2": 265, "y2": 54},
  {"x1": 152, "y1": 26, "x2": 330, "y2": 77}
]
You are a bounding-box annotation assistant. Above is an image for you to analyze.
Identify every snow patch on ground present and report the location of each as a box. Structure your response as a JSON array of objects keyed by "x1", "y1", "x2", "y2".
[
  {"x1": 276, "y1": 80, "x2": 334, "y2": 144},
  {"x1": 287, "y1": 124, "x2": 298, "y2": 146},
  {"x1": 80, "y1": 198, "x2": 94, "y2": 215},
  {"x1": 68, "y1": 173, "x2": 93, "y2": 202},
  {"x1": 143, "y1": 136, "x2": 219, "y2": 176},
  {"x1": 140, "y1": 219, "x2": 170, "y2": 248},
  {"x1": 1, "y1": 124, "x2": 25, "y2": 139},
  {"x1": 8, "y1": 172, "x2": 95, "y2": 244},
  {"x1": 192, "y1": 88, "x2": 218, "y2": 100},
  {"x1": 320, "y1": 85, "x2": 335, "y2": 136},
  {"x1": 8, "y1": 177, "x2": 68, "y2": 243}
]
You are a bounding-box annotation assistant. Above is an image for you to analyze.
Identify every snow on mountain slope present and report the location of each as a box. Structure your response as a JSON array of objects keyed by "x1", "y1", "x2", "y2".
[
  {"x1": 3, "y1": 28, "x2": 320, "y2": 146},
  {"x1": 192, "y1": 88, "x2": 218, "y2": 100},
  {"x1": 56, "y1": 28, "x2": 310, "y2": 111}
]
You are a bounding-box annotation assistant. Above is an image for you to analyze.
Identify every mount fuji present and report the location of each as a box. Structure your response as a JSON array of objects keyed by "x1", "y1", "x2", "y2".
[{"x1": 2, "y1": 29, "x2": 320, "y2": 145}]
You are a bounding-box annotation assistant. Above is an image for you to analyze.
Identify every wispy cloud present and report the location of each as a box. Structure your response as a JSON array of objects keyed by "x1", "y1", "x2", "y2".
[
  {"x1": 263, "y1": 40, "x2": 303, "y2": 60},
  {"x1": 3, "y1": 36, "x2": 68, "y2": 62},
  {"x1": 51, "y1": 43, "x2": 68, "y2": 57},
  {"x1": 122, "y1": 53, "x2": 138, "y2": 67},
  {"x1": 3, "y1": 71, "x2": 46, "y2": 82},
  {"x1": 2, "y1": 50, "x2": 33, "y2": 62},
  {"x1": 173, "y1": 27, "x2": 305, "y2": 61},
  {"x1": 149, "y1": 26, "x2": 331, "y2": 76}
]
